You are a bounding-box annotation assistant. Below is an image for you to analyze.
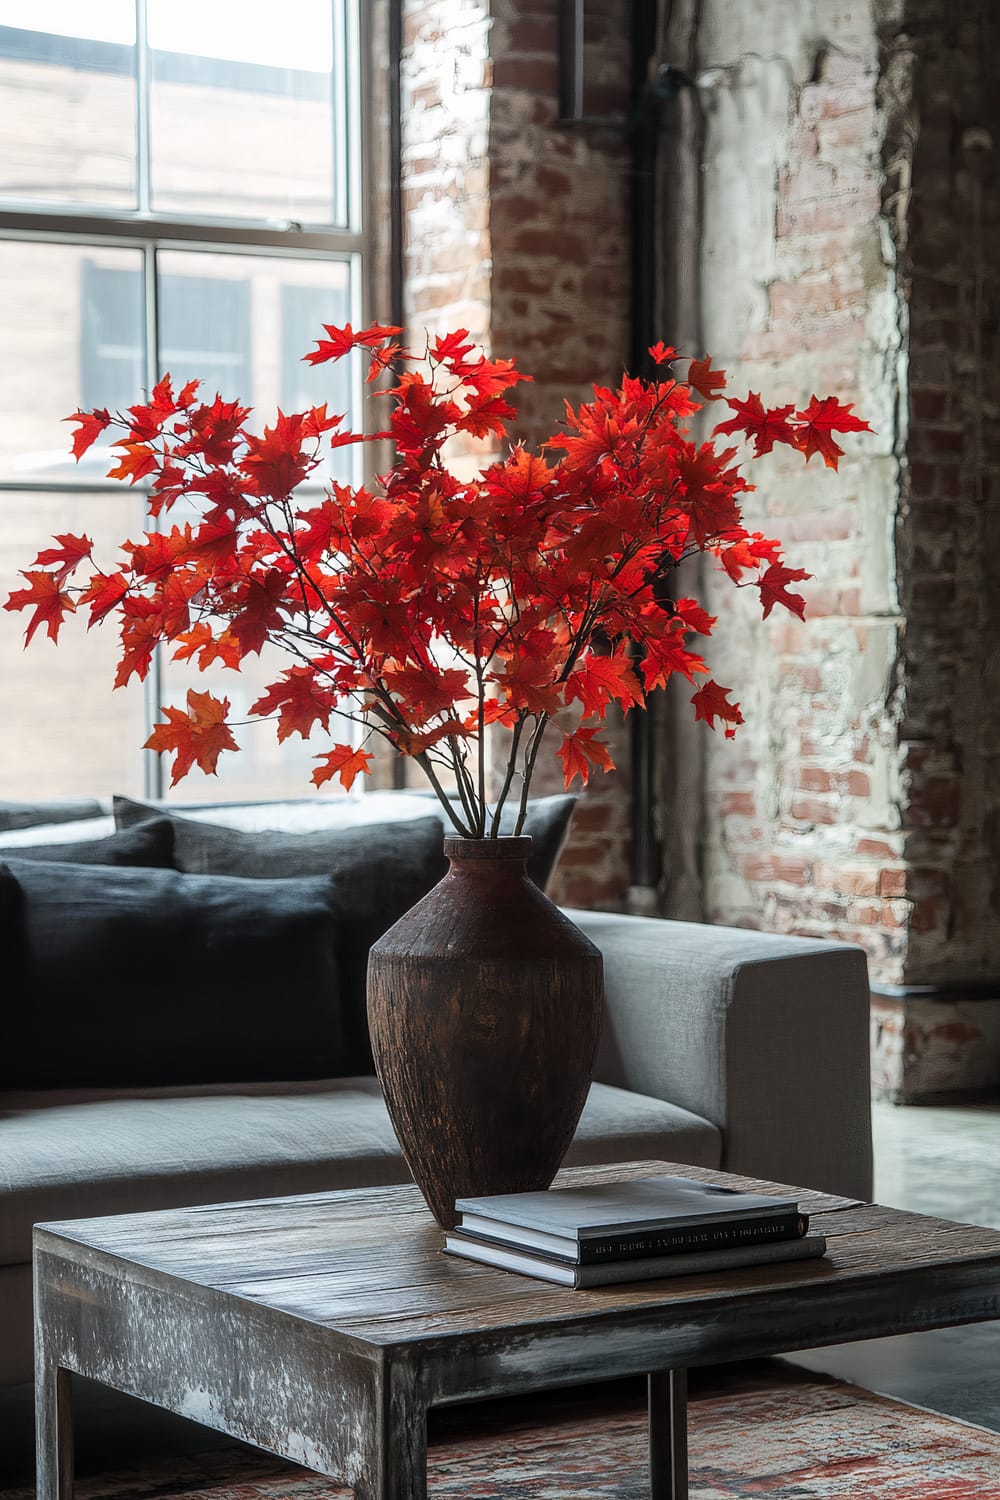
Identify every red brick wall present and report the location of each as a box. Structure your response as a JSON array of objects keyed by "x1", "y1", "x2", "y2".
[
  {"x1": 889, "y1": 2, "x2": 1000, "y2": 983},
  {"x1": 489, "y1": 0, "x2": 632, "y2": 907},
  {"x1": 395, "y1": 0, "x2": 1000, "y2": 1007},
  {"x1": 400, "y1": 0, "x2": 635, "y2": 909}
]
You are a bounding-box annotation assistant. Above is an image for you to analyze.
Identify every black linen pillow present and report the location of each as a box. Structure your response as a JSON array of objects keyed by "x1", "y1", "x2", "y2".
[
  {"x1": 1, "y1": 817, "x2": 175, "y2": 867},
  {"x1": 110, "y1": 808, "x2": 450, "y2": 1072},
  {"x1": 0, "y1": 859, "x2": 345, "y2": 1090}
]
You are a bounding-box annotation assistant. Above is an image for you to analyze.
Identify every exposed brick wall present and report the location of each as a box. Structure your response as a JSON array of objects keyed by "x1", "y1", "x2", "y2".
[
  {"x1": 886, "y1": 1, "x2": 1000, "y2": 984},
  {"x1": 402, "y1": 0, "x2": 493, "y2": 352},
  {"x1": 399, "y1": 0, "x2": 635, "y2": 908},
  {"x1": 688, "y1": 0, "x2": 1000, "y2": 1096},
  {"x1": 692, "y1": 3, "x2": 908, "y2": 982},
  {"x1": 489, "y1": 0, "x2": 633, "y2": 907},
  {"x1": 396, "y1": 1, "x2": 1000, "y2": 1062}
]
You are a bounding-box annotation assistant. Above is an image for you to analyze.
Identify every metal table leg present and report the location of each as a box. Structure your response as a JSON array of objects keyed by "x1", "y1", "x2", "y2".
[{"x1": 648, "y1": 1369, "x2": 688, "y2": 1500}]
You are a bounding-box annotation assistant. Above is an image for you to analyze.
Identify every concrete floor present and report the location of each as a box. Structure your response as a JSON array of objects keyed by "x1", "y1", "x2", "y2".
[
  {"x1": 1, "y1": 1098, "x2": 998, "y2": 1484},
  {"x1": 788, "y1": 1097, "x2": 1000, "y2": 1432}
]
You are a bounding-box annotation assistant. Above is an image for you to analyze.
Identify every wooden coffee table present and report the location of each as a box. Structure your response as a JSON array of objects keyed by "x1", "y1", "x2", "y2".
[{"x1": 34, "y1": 1160, "x2": 1000, "y2": 1500}]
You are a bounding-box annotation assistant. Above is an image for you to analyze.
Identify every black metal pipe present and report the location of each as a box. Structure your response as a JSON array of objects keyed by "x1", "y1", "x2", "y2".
[{"x1": 628, "y1": 0, "x2": 664, "y2": 893}]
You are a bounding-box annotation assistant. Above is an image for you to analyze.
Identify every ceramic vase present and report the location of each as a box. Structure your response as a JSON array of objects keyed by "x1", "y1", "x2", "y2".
[{"x1": 366, "y1": 835, "x2": 605, "y2": 1229}]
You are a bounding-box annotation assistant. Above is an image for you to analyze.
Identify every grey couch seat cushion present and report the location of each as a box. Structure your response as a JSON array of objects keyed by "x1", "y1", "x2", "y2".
[{"x1": 0, "y1": 1080, "x2": 719, "y2": 1267}]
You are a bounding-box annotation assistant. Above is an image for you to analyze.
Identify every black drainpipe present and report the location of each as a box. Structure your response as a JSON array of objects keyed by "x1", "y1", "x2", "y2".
[
  {"x1": 628, "y1": 0, "x2": 704, "y2": 909},
  {"x1": 628, "y1": 0, "x2": 662, "y2": 897},
  {"x1": 388, "y1": 0, "x2": 409, "y2": 790}
]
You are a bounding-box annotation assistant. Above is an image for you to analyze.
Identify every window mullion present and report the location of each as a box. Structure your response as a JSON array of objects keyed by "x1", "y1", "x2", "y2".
[
  {"x1": 135, "y1": 0, "x2": 152, "y2": 217},
  {"x1": 142, "y1": 239, "x2": 164, "y2": 799}
]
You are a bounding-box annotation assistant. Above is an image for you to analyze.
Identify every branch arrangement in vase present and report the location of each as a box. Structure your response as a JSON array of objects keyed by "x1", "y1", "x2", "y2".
[{"x1": 6, "y1": 325, "x2": 869, "y2": 838}]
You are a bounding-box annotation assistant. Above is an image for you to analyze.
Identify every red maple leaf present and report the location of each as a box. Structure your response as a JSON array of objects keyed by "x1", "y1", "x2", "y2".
[
  {"x1": 311, "y1": 742, "x2": 373, "y2": 791},
  {"x1": 229, "y1": 568, "x2": 290, "y2": 658},
  {"x1": 114, "y1": 597, "x2": 163, "y2": 686},
  {"x1": 32, "y1": 533, "x2": 92, "y2": 585},
  {"x1": 301, "y1": 403, "x2": 345, "y2": 439},
  {"x1": 380, "y1": 664, "x2": 472, "y2": 725},
  {"x1": 304, "y1": 321, "x2": 402, "y2": 365},
  {"x1": 107, "y1": 442, "x2": 159, "y2": 486},
  {"x1": 792, "y1": 395, "x2": 873, "y2": 470},
  {"x1": 686, "y1": 355, "x2": 726, "y2": 401},
  {"x1": 691, "y1": 680, "x2": 744, "y2": 738},
  {"x1": 144, "y1": 689, "x2": 239, "y2": 785},
  {"x1": 127, "y1": 375, "x2": 184, "y2": 440},
  {"x1": 4, "y1": 571, "x2": 76, "y2": 644},
  {"x1": 714, "y1": 394, "x2": 796, "y2": 457},
  {"x1": 565, "y1": 651, "x2": 644, "y2": 718},
  {"x1": 557, "y1": 725, "x2": 615, "y2": 788},
  {"x1": 66, "y1": 408, "x2": 111, "y2": 461},
  {"x1": 460, "y1": 356, "x2": 528, "y2": 401},
  {"x1": 432, "y1": 329, "x2": 477, "y2": 369},
  {"x1": 638, "y1": 630, "x2": 707, "y2": 691},
  {"x1": 78, "y1": 571, "x2": 129, "y2": 627},
  {"x1": 674, "y1": 444, "x2": 744, "y2": 543},
  {"x1": 758, "y1": 561, "x2": 811, "y2": 620},
  {"x1": 492, "y1": 652, "x2": 563, "y2": 717},
  {"x1": 178, "y1": 396, "x2": 251, "y2": 467},
  {"x1": 241, "y1": 411, "x2": 314, "y2": 499},
  {"x1": 250, "y1": 666, "x2": 337, "y2": 742},
  {"x1": 171, "y1": 622, "x2": 242, "y2": 671},
  {"x1": 124, "y1": 530, "x2": 178, "y2": 582},
  {"x1": 648, "y1": 342, "x2": 676, "y2": 366}
]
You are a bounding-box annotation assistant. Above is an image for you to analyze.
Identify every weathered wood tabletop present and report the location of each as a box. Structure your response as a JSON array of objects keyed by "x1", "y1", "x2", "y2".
[{"x1": 33, "y1": 1160, "x2": 1000, "y2": 1500}]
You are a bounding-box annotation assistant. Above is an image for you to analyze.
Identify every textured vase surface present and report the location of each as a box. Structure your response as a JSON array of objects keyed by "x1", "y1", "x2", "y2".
[{"x1": 366, "y1": 835, "x2": 605, "y2": 1229}]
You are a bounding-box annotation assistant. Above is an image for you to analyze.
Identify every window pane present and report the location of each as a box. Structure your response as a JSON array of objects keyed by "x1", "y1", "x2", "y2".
[
  {"x1": 159, "y1": 641, "x2": 349, "y2": 803},
  {"x1": 0, "y1": 4, "x2": 137, "y2": 209},
  {"x1": 152, "y1": 252, "x2": 360, "y2": 801},
  {"x1": 0, "y1": 240, "x2": 146, "y2": 486},
  {"x1": 155, "y1": 248, "x2": 356, "y2": 480},
  {"x1": 147, "y1": 0, "x2": 342, "y2": 224},
  {"x1": 0, "y1": 490, "x2": 147, "y2": 799}
]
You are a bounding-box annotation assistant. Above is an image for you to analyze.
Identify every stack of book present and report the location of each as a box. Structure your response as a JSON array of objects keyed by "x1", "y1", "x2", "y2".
[{"x1": 444, "y1": 1173, "x2": 827, "y2": 1287}]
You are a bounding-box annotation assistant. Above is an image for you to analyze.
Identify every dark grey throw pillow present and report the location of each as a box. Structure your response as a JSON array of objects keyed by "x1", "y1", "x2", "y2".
[
  {"x1": 111, "y1": 807, "x2": 451, "y2": 1072},
  {"x1": 114, "y1": 790, "x2": 577, "y2": 891},
  {"x1": 0, "y1": 860, "x2": 344, "y2": 1090},
  {"x1": 0, "y1": 798, "x2": 105, "y2": 832},
  {"x1": 3, "y1": 817, "x2": 175, "y2": 868}
]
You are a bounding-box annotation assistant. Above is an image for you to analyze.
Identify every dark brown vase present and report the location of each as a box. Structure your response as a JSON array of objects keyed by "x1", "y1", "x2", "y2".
[{"x1": 366, "y1": 835, "x2": 604, "y2": 1229}]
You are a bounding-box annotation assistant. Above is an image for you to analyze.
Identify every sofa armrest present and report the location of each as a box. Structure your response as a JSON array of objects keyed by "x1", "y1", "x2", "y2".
[{"x1": 564, "y1": 910, "x2": 873, "y2": 1201}]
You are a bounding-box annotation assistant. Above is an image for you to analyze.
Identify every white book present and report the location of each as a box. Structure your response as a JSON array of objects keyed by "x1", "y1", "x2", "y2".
[{"x1": 444, "y1": 1230, "x2": 828, "y2": 1288}]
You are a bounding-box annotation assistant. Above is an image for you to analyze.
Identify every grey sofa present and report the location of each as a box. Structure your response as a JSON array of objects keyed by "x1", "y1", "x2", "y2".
[{"x1": 0, "y1": 792, "x2": 874, "y2": 1390}]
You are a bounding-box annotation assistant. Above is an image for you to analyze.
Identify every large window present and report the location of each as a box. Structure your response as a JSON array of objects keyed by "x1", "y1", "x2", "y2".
[{"x1": 0, "y1": 0, "x2": 365, "y2": 801}]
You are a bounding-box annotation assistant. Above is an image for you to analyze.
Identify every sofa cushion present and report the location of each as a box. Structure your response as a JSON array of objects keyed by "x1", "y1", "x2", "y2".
[
  {"x1": 114, "y1": 790, "x2": 576, "y2": 893},
  {"x1": 0, "y1": 816, "x2": 116, "y2": 849},
  {"x1": 0, "y1": 860, "x2": 345, "y2": 1091},
  {"x1": 105, "y1": 813, "x2": 448, "y2": 1072},
  {"x1": 0, "y1": 817, "x2": 174, "y2": 867},
  {"x1": 0, "y1": 1079, "x2": 721, "y2": 1267},
  {"x1": 0, "y1": 798, "x2": 106, "y2": 833}
]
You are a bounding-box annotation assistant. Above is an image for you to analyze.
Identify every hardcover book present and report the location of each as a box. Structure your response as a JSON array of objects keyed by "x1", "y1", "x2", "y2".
[
  {"x1": 444, "y1": 1230, "x2": 828, "y2": 1287},
  {"x1": 454, "y1": 1174, "x2": 800, "y2": 1242},
  {"x1": 456, "y1": 1208, "x2": 809, "y2": 1264}
]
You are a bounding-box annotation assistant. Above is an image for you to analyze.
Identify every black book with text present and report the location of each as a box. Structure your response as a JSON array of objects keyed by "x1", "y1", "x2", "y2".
[
  {"x1": 444, "y1": 1230, "x2": 828, "y2": 1287},
  {"x1": 457, "y1": 1208, "x2": 809, "y2": 1264}
]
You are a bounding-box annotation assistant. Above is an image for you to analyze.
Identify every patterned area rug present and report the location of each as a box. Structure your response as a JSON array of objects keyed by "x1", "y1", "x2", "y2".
[{"x1": 7, "y1": 1363, "x2": 1000, "y2": 1499}]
